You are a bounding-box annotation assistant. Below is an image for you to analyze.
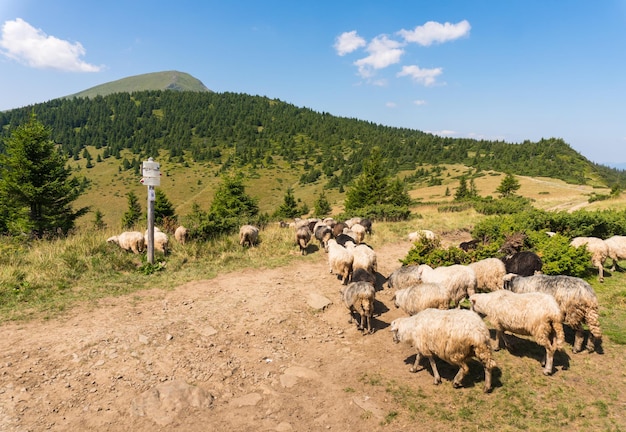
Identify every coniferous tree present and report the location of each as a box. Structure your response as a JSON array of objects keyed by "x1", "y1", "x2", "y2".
[
  {"x1": 0, "y1": 114, "x2": 88, "y2": 236},
  {"x1": 121, "y1": 191, "x2": 142, "y2": 229},
  {"x1": 313, "y1": 190, "x2": 332, "y2": 217},
  {"x1": 93, "y1": 209, "x2": 106, "y2": 230},
  {"x1": 496, "y1": 173, "x2": 521, "y2": 198},
  {"x1": 274, "y1": 187, "x2": 301, "y2": 219},
  {"x1": 154, "y1": 188, "x2": 176, "y2": 227}
]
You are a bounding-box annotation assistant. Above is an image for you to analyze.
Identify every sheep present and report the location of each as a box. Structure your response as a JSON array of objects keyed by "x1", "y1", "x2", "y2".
[
  {"x1": 459, "y1": 239, "x2": 479, "y2": 251},
  {"x1": 469, "y1": 290, "x2": 565, "y2": 376},
  {"x1": 570, "y1": 237, "x2": 608, "y2": 282},
  {"x1": 334, "y1": 233, "x2": 355, "y2": 247},
  {"x1": 414, "y1": 264, "x2": 477, "y2": 307},
  {"x1": 326, "y1": 238, "x2": 353, "y2": 285},
  {"x1": 503, "y1": 274, "x2": 602, "y2": 353},
  {"x1": 341, "y1": 281, "x2": 376, "y2": 334},
  {"x1": 239, "y1": 224, "x2": 259, "y2": 247},
  {"x1": 345, "y1": 242, "x2": 377, "y2": 276},
  {"x1": 390, "y1": 309, "x2": 496, "y2": 392},
  {"x1": 393, "y1": 283, "x2": 450, "y2": 315},
  {"x1": 604, "y1": 235, "x2": 626, "y2": 271},
  {"x1": 174, "y1": 225, "x2": 188, "y2": 245},
  {"x1": 350, "y1": 223, "x2": 367, "y2": 244},
  {"x1": 468, "y1": 258, "x2": 507, "y2": 292},
  {"x1": 359, "y1": 218, "x2": 373, "y2": 234},
  {"x1": 145, "y1": 228, "x2": 169, "y2": 255},
  {"x1": 386, "y1": 265, "x2": 421, "y2": 290},
  {"x1": 344, "y1": 217, "x2": 361, "y2": 228},
  {"x1": 501, "y1": 251, "x2": 543, "y2": 277},
  {"x1": 107, "y1": 231, "x2": 145, "y2": 254},
  {"x1": 295, "y1": 225, "x2": 312, "y2": 255},
  {"x1": 332, "y1": 222, "x2": 347, "y2": 238},
  {"x1": 408, "y1": 230, "x2": 436, "y2": 242},
  {"x1": 314, "y1": 224, "x2": 333, "y2": 251},
  {"x1": 351, "y1": 268, "x2": 377, "y2": 285}
]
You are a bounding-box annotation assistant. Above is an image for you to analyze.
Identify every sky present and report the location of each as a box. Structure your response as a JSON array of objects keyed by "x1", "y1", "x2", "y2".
[{"x1": 1, "y1": 1, "x2": 625, "y2": 166}]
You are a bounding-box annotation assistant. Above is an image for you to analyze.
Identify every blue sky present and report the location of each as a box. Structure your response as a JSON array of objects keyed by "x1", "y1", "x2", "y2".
[{"x1": 1, "y1": 1, "x2": 625, "y2": 166}]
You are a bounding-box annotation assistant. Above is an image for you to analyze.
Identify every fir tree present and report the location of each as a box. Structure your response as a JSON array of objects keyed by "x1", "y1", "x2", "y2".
[{"x1": 121, "y1": 191, "x2": 142, "y2": 229}]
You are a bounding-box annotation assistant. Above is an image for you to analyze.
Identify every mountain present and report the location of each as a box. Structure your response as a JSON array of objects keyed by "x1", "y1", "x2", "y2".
[{"x1": 66, "y1": 71, "x2": 211, "y2": 99}]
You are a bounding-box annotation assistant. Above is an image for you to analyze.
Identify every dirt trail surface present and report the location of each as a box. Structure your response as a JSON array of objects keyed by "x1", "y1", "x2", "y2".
[{"x1": 1, "y1": 238, "x2": 624, "y2": 431}]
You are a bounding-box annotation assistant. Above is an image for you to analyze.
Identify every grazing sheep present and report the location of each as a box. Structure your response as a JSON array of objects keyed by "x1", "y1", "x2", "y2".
[
  {"x1": 570, "y1": 237, "x2": 608, "y2": 282},
  {"x1": 349, "y1": 223, "x2": 367, "y2": 244},
  {"x1": 360, "y1": 218, "x2": 373, "y2": 234},
  {"x1": 174, "y1": 225, "x2": 188, "y2": 245},
  {"x1": 604, "y1": 235, "x2": 626, "y2": 271},
  {"x1": 145, "y1": 228, "x2": 169, "y2": 255},
  {"x1": 345, "y1": 242, "x2": 377, "y2": 276},
  {"x1": 390, "y1": 309, "x2": 496, "y2": 392},
  {"x1": 107, "y1": 231, "x2": 145, "y2": 254},
  {"x1": 414, "y1": 264, "x2": 477, "y2": 307},
  {"x1": 468, "y1": 258, "x2": 507, "y2": 292},
  {"x1": 314, "y1": 224, "x2": 333, "y2": 251},
  {"x1": 326, "y1": 238, "x2": 353, "y2": 285},
  {"x1": 341, "y1": 281, "x2": 376, "y2": 334},
  {"x1": 295, "y1": 225, "x2": 312, "y2": 255},
  {"x1": 332, "y1": 222, "x2": 347, "y2": 238},
  {"x1": 501, "y1": 251, "x2": 543, "y2": 277},
  {"x1": 386, "y1": 265, "x2": 421, "y2": 290},
  {"x1": 503, "y1": 274, "x2": 602, "y2": 353},
  {"x1": 239, "y1": 224, "x2": 259, "y2": 247},
  {"x1": 408, "y1": 230, "x2": 437, "y2": 242},
  {"x1": 393, "y1": 283, "x2": 450, "y2": 315},
  {"x1": 469, "y1": 290, "x2": 565, "y2": 376}
]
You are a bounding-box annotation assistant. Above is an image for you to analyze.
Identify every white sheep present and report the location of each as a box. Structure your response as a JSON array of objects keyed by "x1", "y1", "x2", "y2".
[
  {"x1": 570, "y1": 236, "x2": 608, "y2": 282},
  {"x1": 350, "y1": 223, "x2": 367, "y2": 244},
  {"x1": 503, "y1": 274, "x2": 602, "y2": 353},
  {"x1": 469, "y1": 290, "x2": 565, "y2": 376},
  {"x1": 390, "y1": 309, "x2": 496, "y2": 392},
  {"x1": 239, "y1": 224, "x2": 259, "y2": 247},
  {"x1": 326, "y1": 238, "x2": 353, "y2": 285},
  {"x1": 107, "y1": 231, "x2": 145, "y2": 254},
  {"x1": 468, "y1": 257, "x2": 507, "y2": 292},
  {"x1": 345, "y1": 242, "x2": 377, "y2": 276},
  {"x1": 603, "y1": 235, "x2": 626, "y2": 271},
  {"x1": 341, "y1": 281, "x2": 376, "y2": 334},
  {"x1": 174, "y1": 225, "x2": 188, "y2": 245},
  {"x1": 414, "y1": 264, "x2": 477, "y2": 307},
  {"x1": 408, "y1": 230, "x2": 437, "y2": 242},
  {"x1": 144, "y1": 228, "x2": 169, "y2": 255},
  {"x1": 393, "y1": 283, "x2": 450, "y2": 315},
  {"x1": 386, "y1": 265, "x2": 421, "y2": 290},
  {"x1": 344, "y1": 217, "x2": 362, "y2": 228}
]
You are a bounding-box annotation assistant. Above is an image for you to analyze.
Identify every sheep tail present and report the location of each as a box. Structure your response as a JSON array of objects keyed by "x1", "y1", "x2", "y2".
[{"x1": 474, "y1": 342, "x2": 497, "y2": 370}]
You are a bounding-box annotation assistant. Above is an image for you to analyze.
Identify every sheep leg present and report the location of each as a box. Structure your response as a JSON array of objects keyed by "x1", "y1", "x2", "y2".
[
  {"x1": 427, "y1": 357, "x2": 442, "y2": 385},
  {"x1": 452, "y1": 363, "x2": 469, "y2": 388},
  {"x1": 542, "y1": 348, "x2": 555, "y2": 376},
  {"x1": 410, "y1": 353, "x2": 425, "y2": 373},
  {"x1": 597, "y1": 264, "x2": 604, "y2": 283},
  {"x1": 492, "y1": 330, "x2": 504, "y2": 351},
  {"x1": 572, "y1": 327, "x2": 585, "y2": 353},
  {"x1": 585, "y1": 333, "x2": 597, "y2": 353}
]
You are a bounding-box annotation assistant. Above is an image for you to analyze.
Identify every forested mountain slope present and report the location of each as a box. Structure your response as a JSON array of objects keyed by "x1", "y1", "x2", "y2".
[{"x1": 1, "y1": 82, "x2": 625, "y2": 191}]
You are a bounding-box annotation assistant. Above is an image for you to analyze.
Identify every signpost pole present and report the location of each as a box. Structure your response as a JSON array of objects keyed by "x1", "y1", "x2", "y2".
[{"x1": 142, "y1": 157, "x2": 160, "y2": 265}]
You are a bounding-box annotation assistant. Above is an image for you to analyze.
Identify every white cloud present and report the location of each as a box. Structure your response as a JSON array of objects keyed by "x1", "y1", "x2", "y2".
[
  {"x1": 413, "y1": 100, "x2": 427, "y2": 106},
  {"x1": 386, "y1": 102, "x2": 397, "y2": 108},
  {"x1": 427, "y1": 129, "x2": 457, "y2": 137},
  {"x1": 398, "y1": 20, "x2": 471, "y2": 46},
  {"x1": 334, "y1": 30, "x2": 366, "y2": 56},
  {"x1": 0, "y1": 18, "x2": 102, "y2": 72},
  {"x1": 354, "y1": 35, "x2": 404, "y2": 78},
  {"x1": 397, "y1": 65, "x2": 443, "y2": 86}
]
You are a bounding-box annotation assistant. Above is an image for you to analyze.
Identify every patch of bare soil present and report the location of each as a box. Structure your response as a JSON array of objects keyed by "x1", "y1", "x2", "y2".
[{"x1": 0, "y1": 236, "x2": 624, "y2": 431}]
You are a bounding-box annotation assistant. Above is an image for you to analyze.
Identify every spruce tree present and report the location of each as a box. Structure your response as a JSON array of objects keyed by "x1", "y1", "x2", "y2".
[
  {"x1": 0, "y1": 114, "x2": 88, "y2": 236},
  {"x1": 154, "y1": 188, "x2": 176, "y2": 227},
  {"x1": 122, "y1": 191, "x2": 142, "y2": 229}
]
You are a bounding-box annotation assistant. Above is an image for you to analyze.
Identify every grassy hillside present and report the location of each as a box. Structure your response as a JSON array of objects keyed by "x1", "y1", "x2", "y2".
[{"x1": 66, "y1": 70, "x2": 211, "y2": 99}]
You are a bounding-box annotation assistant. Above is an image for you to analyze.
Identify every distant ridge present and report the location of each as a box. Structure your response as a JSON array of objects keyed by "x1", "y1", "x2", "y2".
[{"x1": 67, "y1": 71, "x2": 211, "y2": 99}]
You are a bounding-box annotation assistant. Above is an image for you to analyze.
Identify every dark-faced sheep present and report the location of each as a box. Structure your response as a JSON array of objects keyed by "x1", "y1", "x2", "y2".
[
  {"x1": 570, "y1": 237, "x2": 608, "y2": 282},
  {"x1": 470, "y1": 290, "x2": 565, "y2": 376},
  {"x1": 107, "y1": 231, "x2": 145, "y2": 254},
  {"x1": 390, "y1": 309, "x2": 496, "y2": 392},
  {"x1": 503, "y1": 274, "x2": 602, "y2": 353},
  {"x1": 341, "y1": 281, "x2": 376, "y2": 334},
  {"x1": 314, "y1": 224, "x2": 333, "y2": 251},
  {"x1": 239, "y1": 224, "x2": 259, "y2": 247},
  {"x1": 295, "y1": 225, "x2": 312, "y2": 255}
]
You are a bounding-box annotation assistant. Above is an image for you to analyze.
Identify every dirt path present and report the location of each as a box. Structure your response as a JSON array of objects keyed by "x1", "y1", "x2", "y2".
[{"x1": 0, "y1": 237, "x2": 624, "y2": 431}]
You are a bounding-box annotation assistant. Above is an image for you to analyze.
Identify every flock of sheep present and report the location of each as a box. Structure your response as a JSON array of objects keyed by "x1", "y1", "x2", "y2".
[
  {"x1": 286, "y1": 219, "x2": 604, "y2": 393},
  {"x1": 107, "y1": 219, "x2": 608, "y2": 393}
]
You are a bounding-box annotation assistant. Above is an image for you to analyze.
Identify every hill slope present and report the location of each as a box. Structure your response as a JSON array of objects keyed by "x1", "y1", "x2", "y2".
[{"x1": 67, "y1": 71, "x2": 211, "y2": 99}]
